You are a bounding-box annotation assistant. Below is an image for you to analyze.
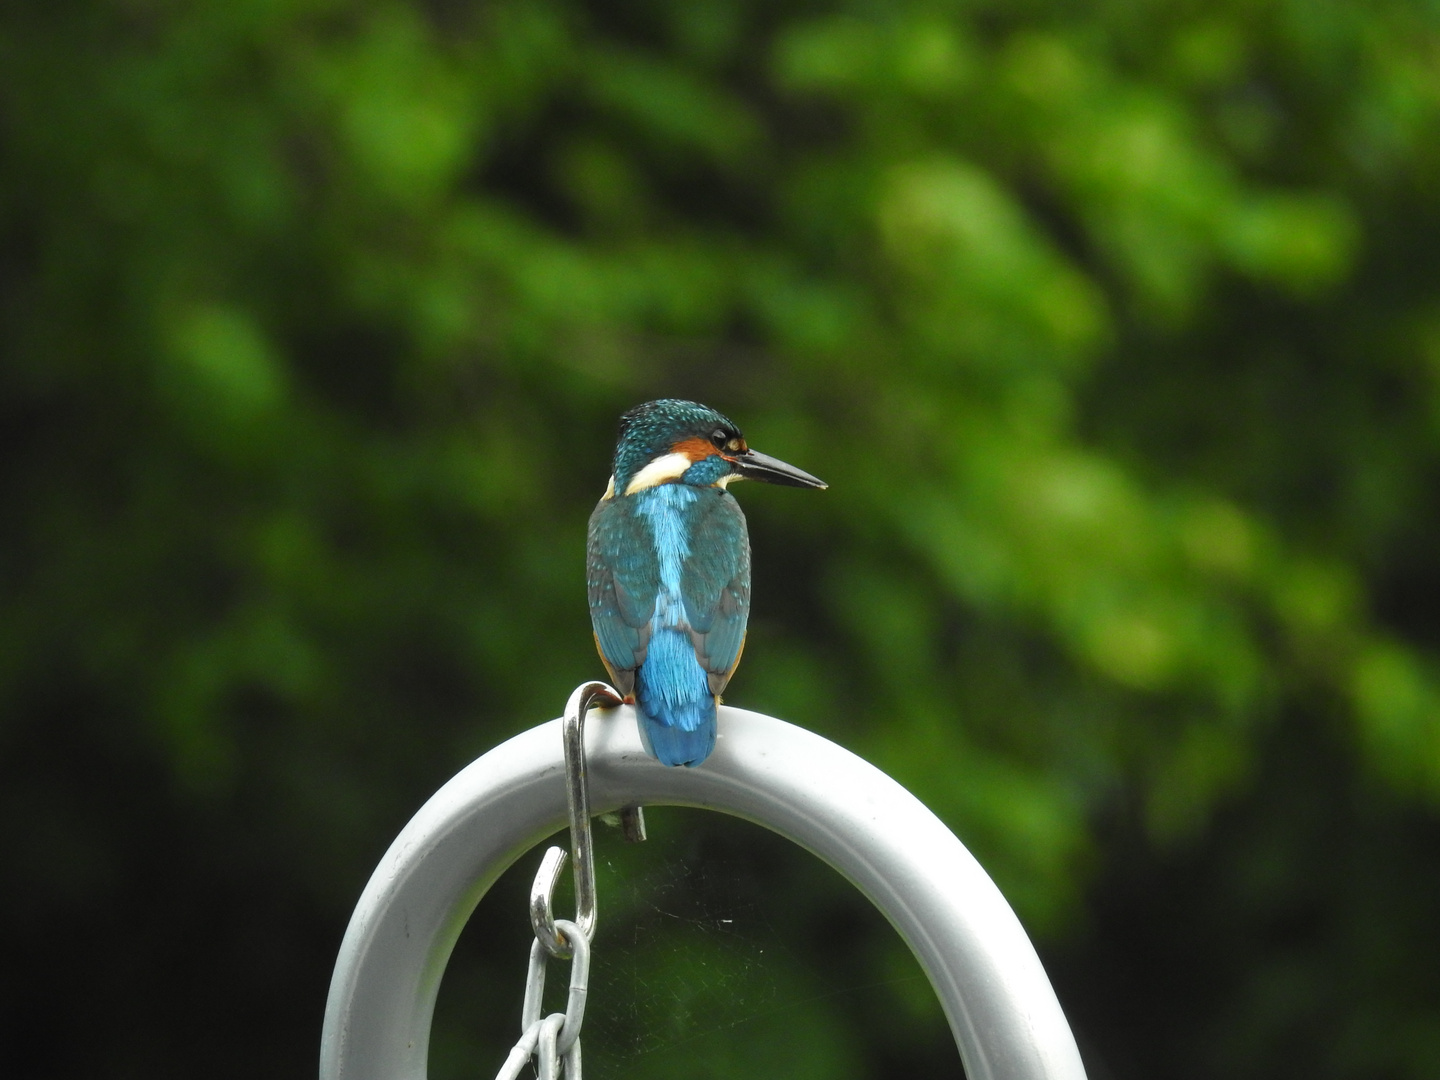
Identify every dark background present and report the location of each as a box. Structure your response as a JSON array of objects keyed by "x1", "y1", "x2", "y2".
[{"x1": 4, "y1": 1, "x2": 1440, "y2": 1077}]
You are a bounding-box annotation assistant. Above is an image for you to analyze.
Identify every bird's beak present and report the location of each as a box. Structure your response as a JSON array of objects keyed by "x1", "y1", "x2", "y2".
[{"x1": 731, "y1": 448, "x2": 828, "y2": 489}]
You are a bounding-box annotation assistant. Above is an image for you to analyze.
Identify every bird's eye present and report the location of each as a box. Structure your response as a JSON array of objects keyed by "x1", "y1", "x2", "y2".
[{"x1": 711, "y1": 429, "x2": 729, "y2": 448}]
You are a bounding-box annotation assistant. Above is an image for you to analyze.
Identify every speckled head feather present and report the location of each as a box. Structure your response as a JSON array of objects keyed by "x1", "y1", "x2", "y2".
[{"x1": 611, "y1": 399, "x2": 741, "y2": 493}]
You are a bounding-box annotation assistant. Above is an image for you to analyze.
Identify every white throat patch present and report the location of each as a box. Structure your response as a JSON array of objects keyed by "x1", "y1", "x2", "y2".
[{"x1": 623, "y1": 451, "x2": 694, "y2": 496}]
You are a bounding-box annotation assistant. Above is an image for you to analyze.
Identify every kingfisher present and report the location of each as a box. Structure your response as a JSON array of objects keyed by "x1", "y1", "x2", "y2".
[{"x1": 587, "y1": 400, "x2": 827, "y2": 767}]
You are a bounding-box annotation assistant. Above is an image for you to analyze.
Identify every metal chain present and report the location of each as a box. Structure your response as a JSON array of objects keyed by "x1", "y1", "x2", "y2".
[
  {"x1": 493, "y1": 918, "x2": 590, "y2": 1080},
  {"x1": 493, "y1": 682, "x2": 627, "y2": 1080}
]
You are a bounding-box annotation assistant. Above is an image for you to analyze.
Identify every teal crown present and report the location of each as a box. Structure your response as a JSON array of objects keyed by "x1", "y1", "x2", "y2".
[{"x1": 611, "y1": 399, "x2": 741, "y2": 493}]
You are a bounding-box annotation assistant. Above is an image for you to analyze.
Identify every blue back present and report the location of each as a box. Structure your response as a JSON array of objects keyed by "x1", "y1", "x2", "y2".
[{"x1": 587, "y1": 482, "x2": 751, "y2": 766}]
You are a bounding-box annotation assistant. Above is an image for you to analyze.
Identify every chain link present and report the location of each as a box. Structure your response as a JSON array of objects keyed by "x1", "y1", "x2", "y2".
[
  {"x1": 494, "y1": 683, "x2": 622, "y2": 1080},
  {"x1": 494, "y1": 917, "x2": 590, "y2": 1080}
]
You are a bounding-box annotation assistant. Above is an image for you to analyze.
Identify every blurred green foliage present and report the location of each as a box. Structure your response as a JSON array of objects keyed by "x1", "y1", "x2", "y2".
[{"x1": 3, "y1": 0, "x2": 1440, "y2": 1077}]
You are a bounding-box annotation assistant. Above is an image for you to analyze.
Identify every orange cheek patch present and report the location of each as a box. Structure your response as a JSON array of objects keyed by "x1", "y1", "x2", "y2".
[{"x1": 671, "y1": 436, "x2": 718, "y2": 462}]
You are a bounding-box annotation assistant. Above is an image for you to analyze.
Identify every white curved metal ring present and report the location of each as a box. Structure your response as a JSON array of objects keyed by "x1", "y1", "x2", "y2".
[{"x1": 320, "y1": 705, "x2": 1088, "y2": 1080}]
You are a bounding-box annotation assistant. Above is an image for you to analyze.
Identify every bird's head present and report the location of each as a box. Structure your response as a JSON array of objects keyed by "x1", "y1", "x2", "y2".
[{"x1": 605, "y1": 399, "x2": 827, "y2": 498}]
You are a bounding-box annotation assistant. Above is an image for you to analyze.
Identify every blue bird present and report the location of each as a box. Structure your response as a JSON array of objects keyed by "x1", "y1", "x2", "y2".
[{"x1": 587, "y1": 400, "x2": 827, "y2": 767}]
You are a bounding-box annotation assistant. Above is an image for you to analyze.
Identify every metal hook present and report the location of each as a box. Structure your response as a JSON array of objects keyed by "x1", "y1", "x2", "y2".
[{"x1": 529, "y1": 681, "x2": 622, "y2": 957}]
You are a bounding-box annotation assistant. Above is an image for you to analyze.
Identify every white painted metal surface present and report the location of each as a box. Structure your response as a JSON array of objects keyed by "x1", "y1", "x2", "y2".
[{"x1": 320, "y1": 705, "x2": 1087, "y2": 1080}]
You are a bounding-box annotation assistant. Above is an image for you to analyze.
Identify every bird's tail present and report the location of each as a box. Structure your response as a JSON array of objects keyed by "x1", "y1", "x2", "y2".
[{"x1": 635, "y1": 629, "x2": 717, "y2": 767}]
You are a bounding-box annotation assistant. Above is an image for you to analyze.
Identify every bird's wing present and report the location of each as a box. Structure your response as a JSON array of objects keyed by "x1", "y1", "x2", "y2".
[
  {"x1": 586, "y1": 496, "x2": 657, "y2": 697},
  {"x1": 680, "y1": 491, "x2": 751, "y2": 695}
]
